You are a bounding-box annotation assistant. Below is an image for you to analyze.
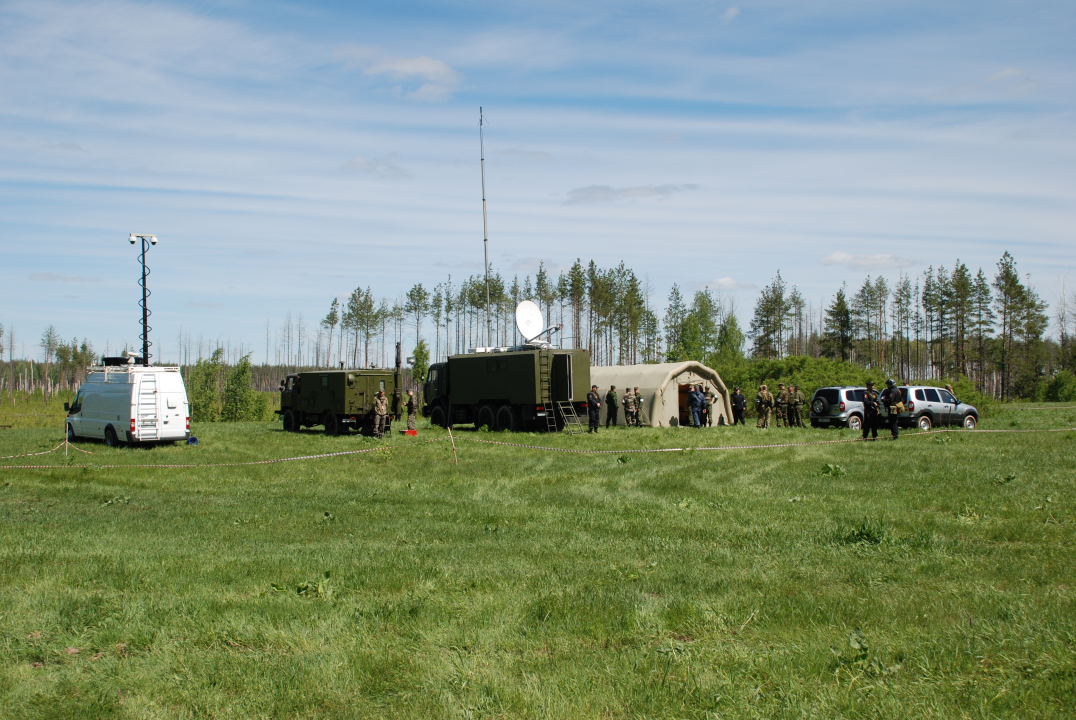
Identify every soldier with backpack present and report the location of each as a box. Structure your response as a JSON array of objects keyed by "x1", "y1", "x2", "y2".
[{"x1": 755, "y1": 384, "x2": 774, "y2": 429}]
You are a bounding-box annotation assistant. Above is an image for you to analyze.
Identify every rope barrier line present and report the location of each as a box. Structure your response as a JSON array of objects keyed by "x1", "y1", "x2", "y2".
[
  {"x1": 0, "y1": 426, "x2": 1071, "y2": 469},
  {"x1": 0, "y1": 438, "x2": 447, "y2": 470}
]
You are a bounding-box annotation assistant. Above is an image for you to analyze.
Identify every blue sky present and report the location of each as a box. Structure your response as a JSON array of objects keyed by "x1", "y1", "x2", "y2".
[{"x1": 1, "y1": 0, "x2": 1074, "y2": 361}]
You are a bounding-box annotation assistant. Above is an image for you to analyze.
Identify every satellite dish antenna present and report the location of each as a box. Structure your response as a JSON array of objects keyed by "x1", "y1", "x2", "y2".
[{"x1": 515, "y1": 300, "x2": 545, "y2": 342}]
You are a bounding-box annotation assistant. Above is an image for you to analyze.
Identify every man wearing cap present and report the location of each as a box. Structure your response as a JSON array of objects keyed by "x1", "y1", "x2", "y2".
[
  {"x1": 632, "y1": 387, "x2": 644, "y2": 426},
  {"x1": 373, "y1": 389, "x2": 389, "y2": 439},
  {"x1": 587, "y1": 385, "x2": 601, "y2": 433},
  {"x1": 730, "y1": 386, "x2": 746, "y2": 425},
  {"x1": 404, "y1": 389, "x2": 418, "y2": 431},
  {"x1": 605, "y1": 385, "x2": 620, "y2": 428},
  {"x1": 623, "y1": 387, "x2": 636, "y2": 427},
  {"x1": 862, "y1": 380, "x2": 881, "y2": 440}
]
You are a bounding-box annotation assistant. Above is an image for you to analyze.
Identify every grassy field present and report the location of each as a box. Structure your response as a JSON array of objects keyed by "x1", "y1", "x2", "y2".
[{"x1": 1, "y1": 403, "x2": 1074, "y2": 718}]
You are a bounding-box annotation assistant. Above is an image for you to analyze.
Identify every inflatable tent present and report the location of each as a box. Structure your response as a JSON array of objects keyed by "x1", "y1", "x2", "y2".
[{"x1": 589, "y1": 361, "x2": 732, "y2": 427}]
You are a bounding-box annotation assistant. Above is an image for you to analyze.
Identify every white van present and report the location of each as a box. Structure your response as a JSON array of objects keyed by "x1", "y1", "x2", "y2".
[{"x1": 65, "y1": 359, "x2": 191, "y2": 446}]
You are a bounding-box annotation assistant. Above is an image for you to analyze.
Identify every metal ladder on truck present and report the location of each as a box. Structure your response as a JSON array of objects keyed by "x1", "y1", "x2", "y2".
[
  {"x1": 136, "y1": 372, "x2": 160, "y2": 441},
  {"x1": 538, "y1": 351, "x2": 559, "y2": 433},
  {"x1": 556, "y1": 400, "x2": 586, "y2": 435}
]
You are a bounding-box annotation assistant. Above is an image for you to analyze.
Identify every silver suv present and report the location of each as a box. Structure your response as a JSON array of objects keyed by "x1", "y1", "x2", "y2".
[
  {"x1": 809, "y1": 386, "x2": 867, "y2": 430},
  {"x1": 897, "y1": 386, "x2": 978, "y2": 430}
]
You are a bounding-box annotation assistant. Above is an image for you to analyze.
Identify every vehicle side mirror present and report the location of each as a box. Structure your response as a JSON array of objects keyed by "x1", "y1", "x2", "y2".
[{"x1": 64, "y1": 402, "x2": 70, "y2": 411}]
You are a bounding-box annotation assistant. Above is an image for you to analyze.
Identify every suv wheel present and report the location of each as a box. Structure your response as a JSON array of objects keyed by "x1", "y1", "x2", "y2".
[
  {"x1": 847, "y1": 415, "x2": 862, "y2": 431},
  {"x1": 963, "y1": 414, "x2": 977, "y2": 430},
  {"x1": 812, "y1": 397, "x2": 829, "y2": 415},
  {"x1": 918, "y1": 415, "x2": 932, "y2": 431}
]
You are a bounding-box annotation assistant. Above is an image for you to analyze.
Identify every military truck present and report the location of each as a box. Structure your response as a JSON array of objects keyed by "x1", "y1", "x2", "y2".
[
  {"x1": 278, "y1": 344, "x2": 403, "y2": 435},
  {"x1": 423, "y1": 345, "x2": 591, "y2": 432}
]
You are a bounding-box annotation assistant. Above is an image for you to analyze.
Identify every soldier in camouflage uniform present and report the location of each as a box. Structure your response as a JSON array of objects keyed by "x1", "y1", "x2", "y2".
[
  {"x1": 755, "y1": 384, "x2": 774, "y2": 429},
  {"x1": 373, "y1": 389, "x2": 389, "y2": 439},
  {"x1": 789, "y1": 385, "x2": 806, "y2": 428},
  {"x1": 774, "y1": 383, "x2": 789, "y2": 427},
  {"x1": 623, "y1": 388, "x2": 636, "y2": 428},
  {"x1": 404, "y1": 389, "x2": 418, "y2": 431},
  {"x1": 633, "y1": 387, "x2": 644, "y2": 426}
]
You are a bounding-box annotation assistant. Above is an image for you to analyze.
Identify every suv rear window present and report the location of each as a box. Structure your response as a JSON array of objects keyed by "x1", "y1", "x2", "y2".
[
  {"x1": 815, "y1": 389, "x2": 839, "y2": 404},
  {"x1": 899, "y1": 388, "x2": 909, "y2": 402},
  {"x1": 845, "y1": 389, "x2": 864, "y2": 402}
]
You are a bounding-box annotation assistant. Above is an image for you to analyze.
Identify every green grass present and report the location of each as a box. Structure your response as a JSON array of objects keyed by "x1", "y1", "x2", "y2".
[{"x1": 1, "y1": 406, "x2": 1075, "y2": 718}]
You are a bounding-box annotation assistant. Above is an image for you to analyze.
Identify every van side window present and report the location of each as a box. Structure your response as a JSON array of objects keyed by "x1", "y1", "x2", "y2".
[
  {"x1": 924, "y1": 388, "x2": 941, "y2": 402},
  {"x1": 915, "y1": 389, "x2": 925, "y2": 401}
]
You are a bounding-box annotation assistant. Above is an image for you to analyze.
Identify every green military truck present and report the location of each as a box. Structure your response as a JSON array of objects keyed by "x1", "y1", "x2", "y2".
[
  {"x1": 278, "y1": 344, "x2": 403, "y2": 435},
  {"x1": 423, "y1": 346, "x2": 591, "y2": 432}
]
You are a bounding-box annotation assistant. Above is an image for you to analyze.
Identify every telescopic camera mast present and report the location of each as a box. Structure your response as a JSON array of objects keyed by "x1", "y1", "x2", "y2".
[
  {"x1": 479, "y1": 107, "x2": 491, "y2": 347},
  {"x1": 129, "y1": 233, "x2": 157, "y2": 366}
]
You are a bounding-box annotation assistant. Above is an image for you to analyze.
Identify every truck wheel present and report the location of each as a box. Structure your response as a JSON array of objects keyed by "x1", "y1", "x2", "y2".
[
  {"x1": 283, "y1": 409, "x2": 298, "y2": 432},
  {"x1": 495, "y1": 405, "x2": 517, "y2": 432},
  {"x1": 476, "y1": 405, "x2": 495, "y2": 431},
  {"x1": 323, "y1": 413, "x2": 339, "y2": 436},
  {"x1": 429, "y1": 404, "x2": 447, "y2": 428},
  {"x1": 104, "y1": 426, "x2": 120, "y2": 447}
]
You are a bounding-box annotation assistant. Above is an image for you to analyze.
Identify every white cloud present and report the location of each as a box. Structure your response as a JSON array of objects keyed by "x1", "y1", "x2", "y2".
[
  {"x1": 721, "y1": 6, "x2": 740, "y2": 24},
  {"x1": 335, "y1": 45, "x2": 461, "y2": 101},
  {"x1": 342, "y1": 154, "x2": 411, "y2": 180},
  {"x1": 564, "y1": 184, "x2": 699, "y2": 205},
  {"x1": 29, "y1": 272, "x2": 100, "y2": 283},
  {"x1": 820, "y1": 251, "x2": 915, "y2": 271},
  {"x1": 710, "y1": 277, "x2": 756, "y2": 291},
  {"x1": 989, "y1": 67, "x2": 1025, "y2": 82}
]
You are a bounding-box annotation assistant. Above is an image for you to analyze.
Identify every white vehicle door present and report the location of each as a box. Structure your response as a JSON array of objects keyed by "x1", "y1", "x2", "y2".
[
  {"x1": 136, "y1": 373, "x2": 161, "y2": 441},
  {"x1": 922, "y1": 387, "x2": 949, "y2": 425},
  {"x1": 83, "y1": 390, "x2": 103, "y2": 437},
  {"x1": 69, "y1": 389, "x2": 85, "y2": 436}
]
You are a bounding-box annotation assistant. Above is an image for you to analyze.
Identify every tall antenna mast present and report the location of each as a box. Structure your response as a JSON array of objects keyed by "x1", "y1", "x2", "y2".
[{"x1": 480, "y1": 107, "x2": 491, "y2": 347}]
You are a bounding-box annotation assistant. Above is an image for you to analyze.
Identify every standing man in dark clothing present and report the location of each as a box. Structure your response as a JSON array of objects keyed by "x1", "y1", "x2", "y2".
[
  {"x1": 404, "y1": 389, "x2": 418, "y2": 431},
  {"x1": 862, "y1": 380, "x2": 881, "y2": 440},
  {"x1": 688, "y1": 385, "x2": 704, "y2": 428},
  {"x1": 587, "y1": 385, "x2": 601, "y2": 433},
  {"x1": 730, "y1": 387, "x2": 746, "y2": 425},
  {"x1": 880, "y1": 378, "x2": 901, "y2": 439},
  {"x1": 605, "y1": 385, "x2": 620, "y2": 428}
]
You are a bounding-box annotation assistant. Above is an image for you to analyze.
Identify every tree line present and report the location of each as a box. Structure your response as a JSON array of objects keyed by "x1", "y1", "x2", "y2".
[{"x1": 4, "y1": 251, "x2": 1072, "y2": 406}]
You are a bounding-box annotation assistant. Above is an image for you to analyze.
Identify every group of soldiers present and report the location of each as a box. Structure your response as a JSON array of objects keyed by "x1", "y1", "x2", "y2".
[
  {"x1": 371, "y1": 388, "x2": 420, "y2": 439},
  {"x1": 586, "y1": 384, "x2": 646, "y2": 432},
  {"x1": 753, "y1": 382, "x2": 807, "y2": 429}
]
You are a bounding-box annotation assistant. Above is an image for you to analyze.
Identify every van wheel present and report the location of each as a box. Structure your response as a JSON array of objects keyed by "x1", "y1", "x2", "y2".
[
  {"x1": 495, "y1": 405, "x2": 517, "y2": 432},
  {"x1": 104, "y1": 427, "x2": 120, "y2": 447},
  {"x1": 918, "y1": 415, "x2": 932, "y2": 431},
  {"x1": 67, "y1": 424, "x2": 78, "y2": 442},
  {"x1": 283, "y1": 410, "x2": 298, "y2": 432},
  {"x1": 429, "y1": 404, "x2": 447, "y2": 428},
  {"x1": 323, "y1": 413, "x2": 339, "y2": 436},
  {"x1": 475, "y1": 405, "x2": 495, "y2": 431},
  {"x1": 847, "y1": 415, "x2": 862, "y2": 431},
  {"x1": 963, "y1": 414, "x2": 977, "y2": 430}
]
